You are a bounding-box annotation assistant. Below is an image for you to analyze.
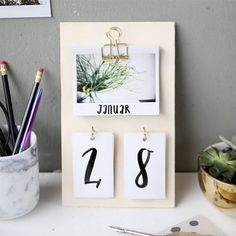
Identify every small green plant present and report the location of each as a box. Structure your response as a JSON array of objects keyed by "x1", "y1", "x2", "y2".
[
  {"x1": 76, "y1": 55, "x2": 136, "y2": 103},
  {"x1": 199, "y1": 136, "x2": 236, "y2": 184}
]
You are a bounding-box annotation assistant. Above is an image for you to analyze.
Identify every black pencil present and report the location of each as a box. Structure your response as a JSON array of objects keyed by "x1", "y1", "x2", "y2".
[
  {"x1": 0, "y1": 127, "x2": 11, "y2": 155},
  {"x1": 0, "y1": 101, "x2": 12, "y2": 154},
  {"x1": 0, "y1": 139, "x2": 7, "y2": 156},
  {"x1": 13, "y1": 67, "x2": 44, "y2": 155},
  {"x1": 0, "y1": 61, "x2": 18, "y2": 147}
]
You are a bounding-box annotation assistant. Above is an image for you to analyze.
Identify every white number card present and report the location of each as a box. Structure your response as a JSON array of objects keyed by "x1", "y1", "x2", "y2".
[
  {"x1": 72, "y1": 132, "x2": 114, "y2": 198},
  {"x1": 124, "y1": 132, "x2": 166, "y2": 199}
]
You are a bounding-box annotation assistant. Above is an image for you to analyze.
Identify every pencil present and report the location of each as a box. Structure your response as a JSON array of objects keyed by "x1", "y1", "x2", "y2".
[
  {"x1": 20, "y1": 88, "x2": 43, "y2": 152},
  {"x1": 0, "y1": 127, "x2": 12, "y2": 155},
  {"x1": 0, "y1": 61, "x2": 18, "y2": 147},
  {"x1": 0, "y1": 139, "x2": 7, "y2": 156},
  {"x1": 0, "y1": 101, "x2": 12, "y2": 154},
  {"x1": 13, "y1": 67, "x2": 44, "y2": 155}
]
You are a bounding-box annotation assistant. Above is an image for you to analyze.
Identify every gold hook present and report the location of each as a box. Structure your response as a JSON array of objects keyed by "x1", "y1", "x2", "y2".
[
  {"x1": 90, "y1": 126, "x2": 96, "y2": 141},
  {"x1": 142, "y1": 127, "x2": 147, "y2": 142}
]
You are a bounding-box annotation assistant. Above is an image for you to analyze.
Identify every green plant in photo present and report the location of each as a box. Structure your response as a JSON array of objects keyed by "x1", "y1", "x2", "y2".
[
  {"x1": 76, "y1": 55, "x2": 137, "y2": 103},
  {"x1": 199, "y1": 136, "x2": 236, "y2": 184}
]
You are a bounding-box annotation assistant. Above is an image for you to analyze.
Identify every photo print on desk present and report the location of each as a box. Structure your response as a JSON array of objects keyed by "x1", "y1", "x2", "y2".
[
  {"x1": 72, "y1": 132, "x2": 114, "y2": 198},
  {"x1": 0, "y1": 0, "x2": 51, "y2": 18},
  {"x1": 124, "y1": 132, "x2": 166, "y2": 199},
  {"x1": 73, "y1": 46, "x2": 160, "y2": 116}
]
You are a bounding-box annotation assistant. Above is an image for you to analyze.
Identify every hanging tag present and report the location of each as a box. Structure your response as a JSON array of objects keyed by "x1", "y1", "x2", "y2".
[
  {"x1": 124, "y1": 132, "x2": 166, "y2": 199},
  {"x1": 72, "y1": 132, "x2": 114, "y2": 198}
]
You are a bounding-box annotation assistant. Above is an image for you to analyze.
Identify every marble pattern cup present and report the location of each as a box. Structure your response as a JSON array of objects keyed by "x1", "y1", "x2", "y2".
[{"x1": 0, "y1": 131, "x2": 39, "y2": 220}]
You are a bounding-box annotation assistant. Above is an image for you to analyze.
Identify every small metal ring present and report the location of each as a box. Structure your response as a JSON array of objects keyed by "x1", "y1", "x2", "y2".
[
  {"x1": 142, "y1": 127, "x2": 147, "y2": 142},
  {"x1": 90, "y1": 126, "x2": 96, "y2": 141}
]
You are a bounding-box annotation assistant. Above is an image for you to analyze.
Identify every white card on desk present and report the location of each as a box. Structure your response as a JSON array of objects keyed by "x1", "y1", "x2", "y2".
[
  {"x1": 72, "y1": 132, "x2": 114, "y2": 198},
  {"x1": 124, "y1": 132, "x2": 166, "y2": 199}
]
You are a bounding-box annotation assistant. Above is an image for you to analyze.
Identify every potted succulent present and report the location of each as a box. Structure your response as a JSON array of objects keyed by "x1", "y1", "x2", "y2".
[
  {"x1": 76, "y1": 55, "x2": 136, "y2": 103},
  {"x1": 198, "y1": 136, "x2": 236, "y2": 216}
]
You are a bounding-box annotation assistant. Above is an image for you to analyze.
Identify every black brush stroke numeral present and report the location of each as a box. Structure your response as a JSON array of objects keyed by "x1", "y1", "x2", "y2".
[
  {"x1": 82, "y1": 148, "x2": 101, "y2": 188},
  {"x1": 135, "y1": 148, "x2": 154, "y2": 188}
]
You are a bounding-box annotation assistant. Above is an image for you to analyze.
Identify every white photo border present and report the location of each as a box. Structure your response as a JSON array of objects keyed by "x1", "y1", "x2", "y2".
[
  {"x1": 73, "y1": 45, "x2": 160, "y2": 116},
  {"x1": 0, "y1": 0, "x2": 51, "y2": 18}
]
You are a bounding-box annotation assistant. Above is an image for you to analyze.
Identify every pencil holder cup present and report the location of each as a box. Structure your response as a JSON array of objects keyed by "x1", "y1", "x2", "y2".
[{"x1": 0, "y1": 130, "x2": 39, "y2": 220}]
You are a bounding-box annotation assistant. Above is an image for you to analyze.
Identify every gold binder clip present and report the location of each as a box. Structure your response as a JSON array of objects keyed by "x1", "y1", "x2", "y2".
[
  {"x1": 142, "y1": 127, "x2": 148, "y2": 142},
  {"x1": 101, "y1": 27, "x2": 129, "y2": 61},
  {"x1": 90, "y1": 126, "x2": 96, "y2": 141}
]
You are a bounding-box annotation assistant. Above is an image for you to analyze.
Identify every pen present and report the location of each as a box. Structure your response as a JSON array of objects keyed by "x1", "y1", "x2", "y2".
[
  {"x1": 109, "y1": 226, "x2": 157, "y2": 236},
  {"x1": 0, "y1": 61, "x2": 18, "y2": 147},
  {"x1": 109, "y1": 226, "x2": 211, "y2": 236},
  {"x1": 19, "y1": 88, "x2": 43, "y2": 152},
  {"x1": 13, "y1": 67, "x2": 44, "y2": 154}
]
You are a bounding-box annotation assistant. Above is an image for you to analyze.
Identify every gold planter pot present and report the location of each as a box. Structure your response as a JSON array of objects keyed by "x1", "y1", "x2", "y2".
[{"x1": 198, "y1": 143, "x2": 236, "y2": 216}]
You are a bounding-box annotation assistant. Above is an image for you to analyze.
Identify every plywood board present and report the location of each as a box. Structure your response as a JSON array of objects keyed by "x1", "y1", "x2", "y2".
[{"x1": 60, "y1": 22, "x2": 175, "y2": 207}]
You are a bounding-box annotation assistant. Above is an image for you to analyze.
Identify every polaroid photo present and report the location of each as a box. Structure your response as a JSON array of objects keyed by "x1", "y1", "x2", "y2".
[
  {"x1": 73, "y1": 45, "x2": 160, "y2": 116},
  {"x1": 0, "y1": 0, "x2": 51, "y2": 18}
]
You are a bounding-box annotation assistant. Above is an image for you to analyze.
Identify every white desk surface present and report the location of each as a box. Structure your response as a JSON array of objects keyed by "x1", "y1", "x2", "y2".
[{"x1": 0, "y1": 173, "x2": 235, "y2": 236}]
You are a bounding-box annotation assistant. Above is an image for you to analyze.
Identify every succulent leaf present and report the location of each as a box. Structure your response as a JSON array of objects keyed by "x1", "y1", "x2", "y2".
[
  {"x1": 226, "y1": 160, "x2": 236, "y2": 168},
  {"x1": 199, "y1": 152, "x2": 214, "y2": 166},
  {"x1": 209, "y1": 167, "x2": 220, "y2": 178},
  {"x1": 231, "y1": 135, "x2": 236, "y2": 145},
  {"x1": 214, "y1": 160, "x2": 228, "y2": 173},
  {"x1": 207, "y1": 147, "x2": 219, "y2": 159},
  {"x1": 219, "y1": 136, "x2": 236, "y2": 149},
  {"x1": 222, "y1": 167, "x2": 235, "y2": 181},
  {"x1": 227, "y1": 150, "x2": 236, "y2": 160},
  {"x1": 199, "y1": 144, "x2": 236, "y2": 183},
  {"x1": 219, "y1": 152, "x2": 231, "y2": 162}
]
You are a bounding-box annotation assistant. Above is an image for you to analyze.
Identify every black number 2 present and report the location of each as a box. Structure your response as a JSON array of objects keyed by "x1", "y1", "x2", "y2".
[
  {"x1": 135, "y1": 148, "x2": 154, "y2": 188},
  {"x1": 82, "y1": 148, "x2": 101, "y2": 188}
]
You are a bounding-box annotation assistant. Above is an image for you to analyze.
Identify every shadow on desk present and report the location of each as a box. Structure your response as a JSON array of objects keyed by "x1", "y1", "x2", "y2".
[
  {"x1": 16, "y1": 172, "x2": 198, "y2": 221},
  {"x1": 175, "y1": 173, "x2": 198, "y2": 207}
]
